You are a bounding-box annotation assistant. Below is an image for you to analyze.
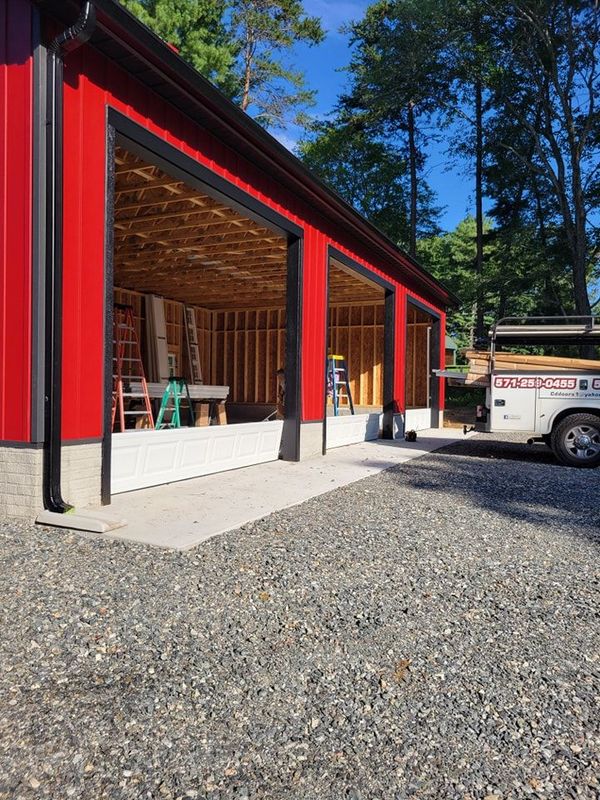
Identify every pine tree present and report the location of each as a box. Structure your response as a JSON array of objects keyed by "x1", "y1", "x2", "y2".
[
  {"x1": 119, "y1": 0, "x2": 236, "y2": 90},
  {"x1": 231, "y1": 0, "x2": 324, "y2": 128},
  {"x1": 299, "y1": 121, "x2": 440, "y2": 247},
  {"x1": 340, "y1": 0, "x2": 449, "y2": 256}
]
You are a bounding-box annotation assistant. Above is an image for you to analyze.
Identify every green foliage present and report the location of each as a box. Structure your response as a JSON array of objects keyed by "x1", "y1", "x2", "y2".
[
  {"x1": 298, "y1": 121, "x2": 440, "y2": 247},
  {"x1": 339, "y1": 0, "x2": 452, "y2": 254},
  {"x1": 120, "y1": 0, "x2": 600, "y2": 350},
  {"x1": 445, "y1": 385, "x2": 485, "y2": 407},
  {"x1": 484, "y1": 1, "x2": 600, "y2": 317},
  {"x1": 231, "y1": 0, "x2": 324, "y2": 128},
  {"x1": 119, "y1": 0, "x2": 324, "y2": 129},
  {"x1": 341, "y1": 0, "x2": 451, "y2": 131},
  {"x1": 418, "y1": 217, "x2": 491, "y2": 348},
  {"x1": 119, "y1": 0, "x2": 236, "y2": 89},
  {"x1": 338, "y1": 0, "x2": 600, "y2": 347},
  {"x1": 419, "y1": 212, "x2": 578, "y2": 349}
]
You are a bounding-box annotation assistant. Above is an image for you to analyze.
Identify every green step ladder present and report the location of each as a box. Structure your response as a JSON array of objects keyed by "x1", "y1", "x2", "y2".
[{"x1": 155, "y1": 377, "x2": 195, "y2": 429}]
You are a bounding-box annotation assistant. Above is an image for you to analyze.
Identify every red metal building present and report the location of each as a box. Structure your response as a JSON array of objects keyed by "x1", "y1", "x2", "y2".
[{"x1": 0, "y1": 0, "x2": 456, "y2": 519}]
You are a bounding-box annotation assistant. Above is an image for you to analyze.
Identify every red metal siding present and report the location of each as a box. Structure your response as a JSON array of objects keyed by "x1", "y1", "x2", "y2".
[
  {"x1": 0, "y1": 0, "x2": 32, "y2": 441},
  {"x1": 60, "y1": 42, "x2": 446, "y2": 439},
  {"x1": 301, "y1": 228, "x2": 328, "y2": 421},
  {"x1": 395, "y1": 290, "x2": 408, "y2": 413}
]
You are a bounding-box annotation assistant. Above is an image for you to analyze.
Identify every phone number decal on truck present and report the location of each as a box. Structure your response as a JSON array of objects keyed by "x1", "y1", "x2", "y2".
[{"x1": 493, "y1": 376, "x2": 579, "y2": 390}]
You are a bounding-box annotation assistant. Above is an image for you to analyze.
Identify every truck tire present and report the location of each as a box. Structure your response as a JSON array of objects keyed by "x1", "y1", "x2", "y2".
[{"x1": 551, "y1": 413, "x2": 600, "y2": 468}]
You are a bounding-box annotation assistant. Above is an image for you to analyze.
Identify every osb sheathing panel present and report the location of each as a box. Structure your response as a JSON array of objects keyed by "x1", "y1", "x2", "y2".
[
  {"x1": 211, "y1": 309, "x2": 286, "y2": 404},
  {"x1": 114, "y1": 287, "x2": 387, "y2": 408},
  {"x1": 405, "y1": 305, "x2": 434, "y2": 408},
  {"x1": 328, "y1": 303, "x2": 384, "y2": 407}
]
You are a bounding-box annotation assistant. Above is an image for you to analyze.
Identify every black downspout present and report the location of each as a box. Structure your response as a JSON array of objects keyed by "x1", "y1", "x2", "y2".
[{"x1": 43, "y1": 2, "x2": 96, "y2": 513}]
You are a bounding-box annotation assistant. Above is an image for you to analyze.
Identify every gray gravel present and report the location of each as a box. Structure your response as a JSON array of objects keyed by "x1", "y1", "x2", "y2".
[{"x1": 1, "y1": 432, "x2": 599, "y2": 800}]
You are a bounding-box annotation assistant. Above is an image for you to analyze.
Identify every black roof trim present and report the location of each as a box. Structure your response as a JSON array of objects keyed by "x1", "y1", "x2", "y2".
[{"x1": 36, "y1": 0, "x2": 459, "y2": 308}]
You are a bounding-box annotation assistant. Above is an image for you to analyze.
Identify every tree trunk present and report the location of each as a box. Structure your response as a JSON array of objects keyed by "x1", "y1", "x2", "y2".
[
  {"x1": 241, "y1": 60, "x2": 251, "y2": 110},
  {"x1": 497, "y1": 288, "x2": 507, "y2": 322},
  {"x1": 407, "y1": 100, "x2": 417, "y2": 258},
  {"x1": 474, "y1": 77, "x2": 485, "y2": 343},
  {"x1": 567, "y1": 158, "x2": 593, "y2": 355},
  {"x1": 241, "y1": 34, "x2": 253, "y2": 111},
  {"x1": 571, "y1": 166, "x2": 592, "y2": 318}
]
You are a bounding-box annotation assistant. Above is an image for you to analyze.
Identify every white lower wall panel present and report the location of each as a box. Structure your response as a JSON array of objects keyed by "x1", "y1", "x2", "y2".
[
  {"x1": 326, "y1": 413, "x2": 380, "y2": 450},
  {"x1": 111, "y1": 421, "x2": 284, "y2": 494},
  {"x1": 405, "y1": 408, "x2": 432, "y2": 431}
]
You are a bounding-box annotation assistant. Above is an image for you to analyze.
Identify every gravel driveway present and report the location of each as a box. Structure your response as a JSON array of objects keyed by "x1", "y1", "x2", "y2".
[{"x1": 1, "y1": 433, "x2": 599, "y2": 800}]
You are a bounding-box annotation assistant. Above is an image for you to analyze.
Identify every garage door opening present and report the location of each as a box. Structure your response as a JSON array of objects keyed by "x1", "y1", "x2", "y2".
[
  {"x1": 405, "y1": 301, "x2": 440, "y2": 431},
  {"x1": 106, "y1": 140, "x2": 300, "y2": 495},
  {"x1": 324, "y1": 256, "x2": 386, "y2": 450}
]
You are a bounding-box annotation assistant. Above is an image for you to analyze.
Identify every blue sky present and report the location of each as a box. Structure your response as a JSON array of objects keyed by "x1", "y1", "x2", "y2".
[{"x1": 278, "y1": 0, "x2": 475, "y2": 232}]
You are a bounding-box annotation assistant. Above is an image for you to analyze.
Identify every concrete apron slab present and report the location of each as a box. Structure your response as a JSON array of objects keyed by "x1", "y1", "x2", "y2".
[{"x1": 68, "y1": 428, "x2": 469, "y2": 551}]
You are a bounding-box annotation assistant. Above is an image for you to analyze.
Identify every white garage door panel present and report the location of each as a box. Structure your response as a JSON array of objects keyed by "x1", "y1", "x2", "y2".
[
  {"x1": 326, "y1": 413, "x2": 381, "y2": 449},
  {"x1": 143, "y1": 441, "x2": 180, "y2": 475},
  {"x1": 111, "y1": 421, "x2": 284, "y2": 494},
  {"x1": 112, "y1": 444, "x2": 143, "y2": 479},
  {"x1": 404, "y1": 408, "x2": 432, "y2": 431},
  {"x1": 238, "y1": 432, "x2": 260, "y2": 457}
]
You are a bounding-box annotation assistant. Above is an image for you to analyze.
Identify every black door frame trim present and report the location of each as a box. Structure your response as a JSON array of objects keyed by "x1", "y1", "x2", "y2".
[
  {"x1": 102, "y1": 109, "x2": 304, "y2": 501},
  {"x1": 405, "y1": 295, "x2": 441, "y2": 426},
  {"x1": 323, "y1": 246, "x2": 396, "y2": 454},
  {"x1": 31, "y1": 7, "x2": 46, "y2": 444},
  {"x1": 101, "y1": 122, "x2": 116, "y2": 505}
]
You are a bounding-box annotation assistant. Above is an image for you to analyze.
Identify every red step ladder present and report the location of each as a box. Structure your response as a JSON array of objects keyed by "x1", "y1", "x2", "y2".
[{"x1": 112, "y1": 304, "x2": 154, "y2": 432}]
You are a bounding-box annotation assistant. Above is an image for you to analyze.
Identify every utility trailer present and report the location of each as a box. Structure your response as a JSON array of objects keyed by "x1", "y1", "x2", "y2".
[{"x1": 436, "y1": 317, "x2": 600, "y2": 467}]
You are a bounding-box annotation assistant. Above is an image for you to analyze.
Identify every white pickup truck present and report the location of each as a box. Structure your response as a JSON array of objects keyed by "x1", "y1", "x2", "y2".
[{"x1": 440, "y1": 317, "x2": 600, "y2": 467}]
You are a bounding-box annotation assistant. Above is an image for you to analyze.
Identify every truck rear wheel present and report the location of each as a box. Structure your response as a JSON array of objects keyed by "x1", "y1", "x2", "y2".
[{"x1": 551, "y1": 414, "x2": 600, "y2": 468}]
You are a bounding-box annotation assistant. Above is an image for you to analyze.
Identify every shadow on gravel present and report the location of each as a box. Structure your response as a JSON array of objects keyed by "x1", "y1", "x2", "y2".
[
  {"x1": 385, "y1": 436, "x2": 600, "y2": 541},
  {"x1": 434, "y1": 436, "x2": 560, "y2": 465}
]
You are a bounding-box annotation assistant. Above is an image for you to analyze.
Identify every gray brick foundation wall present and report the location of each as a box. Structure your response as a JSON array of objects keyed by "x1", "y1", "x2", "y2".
[
  {"x1": 0, "y1": 442, "x2": 102, "y2": 520},
  {"x1": 0, "y1": 446, "x2": 44, "y2": 519},
  {"x1": 61, "y1": 442, "x2": 102, "y2": 510}
]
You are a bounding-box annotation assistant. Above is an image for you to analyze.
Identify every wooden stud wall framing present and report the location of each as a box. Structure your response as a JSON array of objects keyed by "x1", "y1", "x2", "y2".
[
  {"x1": 328, "y1": 302, "x2": 385, "y2": 408},
  {"x1": 113, "y1": 287, "x2": 145, "y2": 379},
  {"x1": 193, "y1": 307, "x2": 213, "y2": 385},
  {"x1": 405, "y1": 304, "x2": 434, "y2": 409},
  {"x1": 211, "y1": 308, "x2": 286, "y2": 404},
  {"x1": 114, "y1": 288, "x2": 211, "y2": 382},
  {"x1": 163, "y1": 299, "x2": 183, "y2": 373},
  {"x1": 113, "y1": 287, "x2": 389, "y2": 412}
]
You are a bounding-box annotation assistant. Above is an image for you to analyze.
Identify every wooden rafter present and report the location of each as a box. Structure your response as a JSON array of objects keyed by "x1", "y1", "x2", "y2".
[{"x1": 113, "y1": 146, "x2": 379, "y2": 309}]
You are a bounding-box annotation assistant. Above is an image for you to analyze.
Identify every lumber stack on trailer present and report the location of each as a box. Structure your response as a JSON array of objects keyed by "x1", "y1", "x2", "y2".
[
  {"x1": 463, "y1": 352, "x2": 491, "y2": 386},
  {"x1": 463, "y1": 350, "x2": 600, "y2": 386}
]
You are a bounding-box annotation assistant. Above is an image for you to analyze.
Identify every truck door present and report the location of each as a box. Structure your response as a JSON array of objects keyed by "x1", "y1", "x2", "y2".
[{"x1": 490, "y1": 374, "x2": 537, "y2": 431}]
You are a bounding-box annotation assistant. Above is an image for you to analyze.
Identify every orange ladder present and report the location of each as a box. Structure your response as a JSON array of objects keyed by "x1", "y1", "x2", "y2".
[{"x1": 112, "y1": 304, "x2": 154, "y2": 431}]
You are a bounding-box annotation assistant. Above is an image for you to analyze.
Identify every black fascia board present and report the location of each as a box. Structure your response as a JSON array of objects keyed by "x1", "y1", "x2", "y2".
[{"x1": 35, "y1": 0, "x2": 459, "y2": 309}]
